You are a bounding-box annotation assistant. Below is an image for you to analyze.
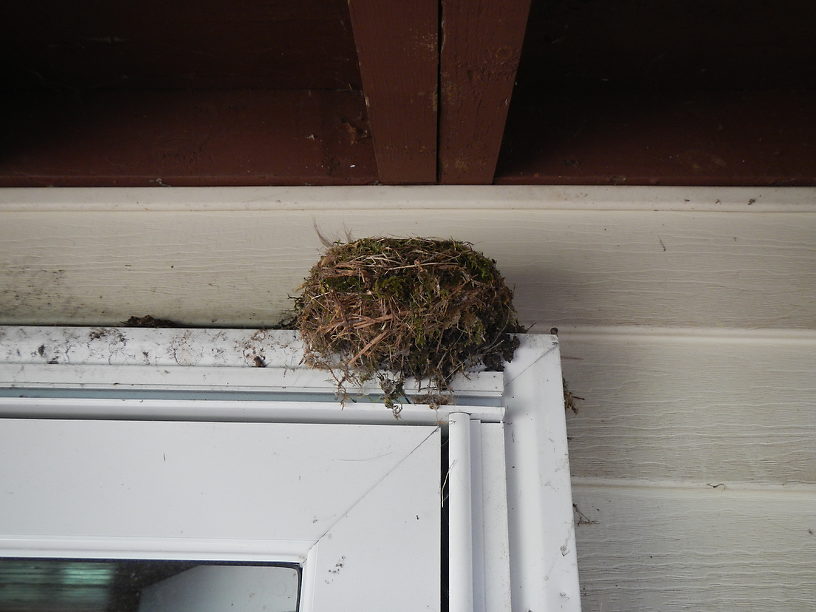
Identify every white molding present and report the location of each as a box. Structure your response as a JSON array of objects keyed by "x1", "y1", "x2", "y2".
[
  {"x1": 1, "y1": 185, "x2": 814, "y2": 212},
  {"x1": 0, "y1": 326, "x2": 502, "y2": 398},
  {"x1": 503, "y1": 334, "x2": 580, "y2": 611},
  {"x1": 0, "y1": 397, "x2": 503, "y2": 425},
  {"x1": 0, "y1": 536, "x2": 313, "y2": 564},
  {"x1": 475, "y1": 422, "x2": 512, "y2": 612},
  {"x1": 0, "y1": 364, "x2": 501, "y2": 400},
  {"x1": 448, "y1": 413, "x2": 475, "y2": 612}
]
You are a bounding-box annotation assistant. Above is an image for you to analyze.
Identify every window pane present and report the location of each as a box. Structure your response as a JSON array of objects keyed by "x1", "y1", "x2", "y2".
[{"x1": 0, "y1": 559, "x2": 300, "y2": 612}]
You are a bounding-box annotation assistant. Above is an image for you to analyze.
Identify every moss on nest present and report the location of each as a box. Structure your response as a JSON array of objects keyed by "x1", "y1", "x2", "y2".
[{"x1": 295, "y1": 237, "x2": 522, "y2": 412}]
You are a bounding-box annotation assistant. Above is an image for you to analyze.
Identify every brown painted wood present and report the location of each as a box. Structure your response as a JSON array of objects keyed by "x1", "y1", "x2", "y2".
[
  {"x1": 495, "y1": 89, "x2": 816, "y2": 186},
  {"x1": 438, "y1": 0, "x2": 531, "y2": 184},
  {"x1": 4, "y1": 0, "x2": 812, "y2": 187},
  {"x1": 0, "y1": 90, "x2": 377, "y2": 187},
  {"x1": 0, "y1": 0, "x2": 361, "y2": 91},
  {"x1": 495, "y1": 0, "x2": 816, "y2": 186},
  {"x1": 347, "y1": 0, "x2": 438, "y2": 184},
  {"x1": 515, "y1": 0, "x2": 816, "y2": 96}
]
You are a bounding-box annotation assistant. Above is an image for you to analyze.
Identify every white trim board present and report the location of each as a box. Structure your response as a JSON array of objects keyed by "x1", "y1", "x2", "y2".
[
  {"x1": 0, "y1": 397, "x2": 505, "y2": 426},
  {"x1": 0, "y1": 326, "x2": 503, "y2": 405},
  {"x1": 1, "y1": 185, "x2": 814, "y2": 212}
]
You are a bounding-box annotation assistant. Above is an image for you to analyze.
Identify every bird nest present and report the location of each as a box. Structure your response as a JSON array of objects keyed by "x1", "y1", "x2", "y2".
[{"x1": 295, "y1": 237, "x2": 522, "y2": 412}]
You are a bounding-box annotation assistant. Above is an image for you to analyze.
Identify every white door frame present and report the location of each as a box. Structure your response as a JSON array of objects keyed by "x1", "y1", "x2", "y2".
[{"x1": 0, "y1": 326, "x2": 579, "y2": 611}]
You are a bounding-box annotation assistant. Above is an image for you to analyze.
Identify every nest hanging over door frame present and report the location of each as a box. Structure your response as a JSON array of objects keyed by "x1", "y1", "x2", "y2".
[{"x1": 295, "y1": 237, "x2": 522, "y2": 410}]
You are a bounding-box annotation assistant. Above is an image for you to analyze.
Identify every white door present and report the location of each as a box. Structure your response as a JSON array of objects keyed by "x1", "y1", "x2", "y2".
[{"x1": 0, "y1": 418, "x2": 440, "y2": 611}]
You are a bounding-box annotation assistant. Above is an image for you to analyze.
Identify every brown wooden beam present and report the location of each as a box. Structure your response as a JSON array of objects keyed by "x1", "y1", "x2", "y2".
[
  {"x1": 0, "y1": 90, "x2": 377, "y2": 187},
  {"x1": 439, "y1": 0, "x2": 531, "y2": 184},
  {"x1": 347, "y1": 0, "x2": 438, "y2": 184}
]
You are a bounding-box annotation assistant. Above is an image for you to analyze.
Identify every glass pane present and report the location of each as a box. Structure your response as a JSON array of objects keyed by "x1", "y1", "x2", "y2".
[{"x1": 0, "y1": 559, "x2": 300, "y2": 612}]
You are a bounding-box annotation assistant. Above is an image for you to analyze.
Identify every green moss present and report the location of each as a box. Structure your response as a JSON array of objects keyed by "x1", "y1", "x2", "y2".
[
  {"x1": 456, "y1": 250, "x2": 497, "y2": 283},
  {"x1": 322, "y1": 276, "x2": 364, "y2": 292},
  {"x1": 372, "y1": 274, "x2": 411, "y2": 300}
]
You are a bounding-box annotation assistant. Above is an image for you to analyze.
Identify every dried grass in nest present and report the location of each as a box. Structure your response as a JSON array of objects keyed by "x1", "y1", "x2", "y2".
[{"x1": 295, "y1": 237, "x2": 522, "y2": 412}]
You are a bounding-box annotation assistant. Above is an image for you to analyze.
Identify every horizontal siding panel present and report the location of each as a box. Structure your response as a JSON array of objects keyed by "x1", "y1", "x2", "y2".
[
  {"x1": 561, "y1": 331, "x2": 816, "y2": 485},
  {"x1": 1, "y1": 208, "x2": 814, "y2": 329},
  {"x1": 572, "y1": 481, "x2": 816, "y2": 611}
]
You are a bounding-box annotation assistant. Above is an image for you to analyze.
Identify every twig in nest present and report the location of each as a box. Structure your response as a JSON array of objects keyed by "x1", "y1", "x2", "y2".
[{"x1": 563, "y1": 377, "x2": 585, "y2": 413}]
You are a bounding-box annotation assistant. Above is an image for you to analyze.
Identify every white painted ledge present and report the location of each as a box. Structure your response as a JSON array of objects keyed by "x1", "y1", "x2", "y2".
[{"x1": 0, "y1": 326, "x2": 502, "y2": 399}]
